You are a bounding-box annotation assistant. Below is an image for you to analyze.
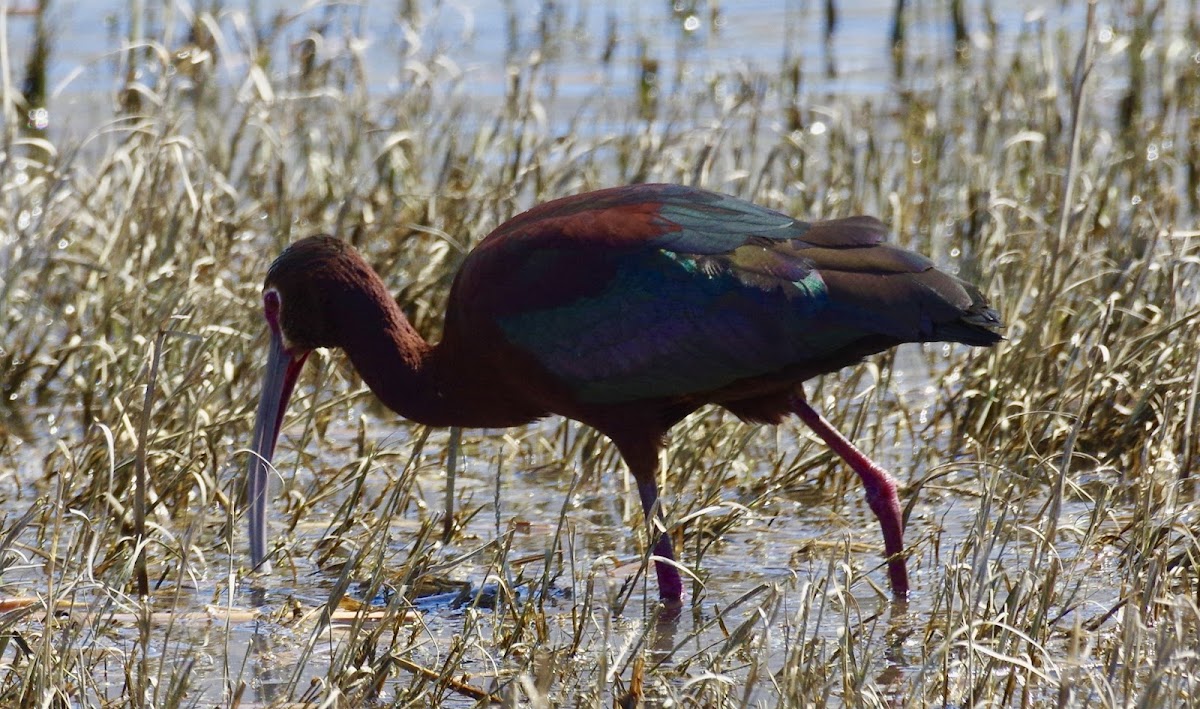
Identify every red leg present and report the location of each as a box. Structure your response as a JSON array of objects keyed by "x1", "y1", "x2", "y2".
[
  {"x1": 789, "y1": 395, "x2": 910, "y2": 599},
  {"x1": 635, "y1": 476, "x2": 684, "y2": 605},
  {"x1": 613, "y1": 436, "x2": 684, "y2": 606}
]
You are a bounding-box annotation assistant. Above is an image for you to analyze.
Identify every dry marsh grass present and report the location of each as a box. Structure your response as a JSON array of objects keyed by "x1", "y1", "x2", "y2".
[{"x1": 1, "y1": 0, "x2": 1199, "y2": 706}]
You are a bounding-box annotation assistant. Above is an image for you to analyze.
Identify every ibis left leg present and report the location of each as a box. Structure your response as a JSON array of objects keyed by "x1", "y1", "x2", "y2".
[
  {"x1": 635, "y1": 476, "x2": 684, "y2": 605},
  {"x1": 789, "y1": 395, "x2": 910, "y2": 599},
  {"x1": 614, "y1": 437, "x2": 684, "y2": 606}
]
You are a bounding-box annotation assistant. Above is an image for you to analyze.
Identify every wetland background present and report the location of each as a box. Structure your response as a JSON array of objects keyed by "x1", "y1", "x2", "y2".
[{"x1": 1, "y1": 0, "x2": 1199, "y2": 705}]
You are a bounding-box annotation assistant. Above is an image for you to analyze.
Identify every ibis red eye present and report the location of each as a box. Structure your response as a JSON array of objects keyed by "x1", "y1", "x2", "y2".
[{"x1": 263, "y1": 289, "x2": 281, "y2": 328}]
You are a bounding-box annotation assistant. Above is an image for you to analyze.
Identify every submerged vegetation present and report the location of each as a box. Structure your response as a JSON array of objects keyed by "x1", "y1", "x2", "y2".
[{"x1": 1, "y1": 0, "x2": 1198, "y2": 705}]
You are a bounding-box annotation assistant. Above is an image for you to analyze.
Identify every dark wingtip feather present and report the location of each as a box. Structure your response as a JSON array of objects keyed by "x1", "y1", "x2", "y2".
[
  {"x1": 936, "y1": 314, "x2": 1004, "y2": 346},
  {"x1": 937, "y1": 286, "x2": 1005, "y2": 347}
]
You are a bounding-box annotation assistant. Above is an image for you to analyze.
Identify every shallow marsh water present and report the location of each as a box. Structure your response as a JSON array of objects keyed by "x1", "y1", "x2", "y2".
[{"x1": 1, "y1": 0, "x2": 1197, "y2": 705}]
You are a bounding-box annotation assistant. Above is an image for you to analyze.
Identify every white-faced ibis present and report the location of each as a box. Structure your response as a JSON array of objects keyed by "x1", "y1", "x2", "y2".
[{"x1": 245, "y1": 183, "x2": 1002, "y2": 603}]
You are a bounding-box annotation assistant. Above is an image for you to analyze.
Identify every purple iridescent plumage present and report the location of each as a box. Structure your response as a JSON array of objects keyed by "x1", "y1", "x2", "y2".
[{"x1": 456, "y1": 184, "x2": 999, "y2": 408}]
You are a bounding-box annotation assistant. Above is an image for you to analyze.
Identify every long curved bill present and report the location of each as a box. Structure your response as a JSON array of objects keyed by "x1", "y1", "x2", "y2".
[{"x1": 246, "y1": 329, "x2": 308, "y2": 572}]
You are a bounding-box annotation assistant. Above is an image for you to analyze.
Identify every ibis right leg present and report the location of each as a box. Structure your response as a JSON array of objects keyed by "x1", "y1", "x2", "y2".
[{"x1": 789, "y1": 394, "x2": 910, "y2": 599}]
